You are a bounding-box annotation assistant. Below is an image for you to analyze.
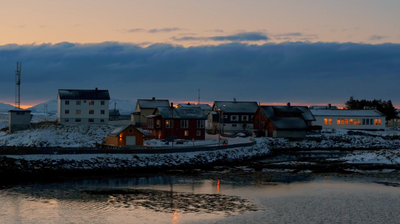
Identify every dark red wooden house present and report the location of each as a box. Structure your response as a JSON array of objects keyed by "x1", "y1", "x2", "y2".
[{"x1": 147, "y1": 105, "x2": 207, "y2": 140}]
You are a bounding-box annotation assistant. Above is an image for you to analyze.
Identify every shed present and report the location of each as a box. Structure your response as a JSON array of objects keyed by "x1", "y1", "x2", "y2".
[
  {"x1": 105, "y1": 124, "x2": 144, "y2": 147},
  {"x1": 8, "y1": 109, "x2": 32, "y2": 133}
]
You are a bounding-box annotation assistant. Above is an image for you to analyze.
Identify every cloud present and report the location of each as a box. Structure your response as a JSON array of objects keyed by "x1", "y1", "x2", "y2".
[
  {"x1": 0, "y1": 42, "x2": 399, "y2": 105},
  {"x1": 127, "y1": 28, "x2": 146, "y2": 33},
  {"x1": 369, "y1": 35, "x2": 388, "y2": 41},
  {"x1": 205, "y1": 29, "x2": 224, "y2": 33},
  {"x1": 273, "y1": 32, "x2": 318, "y2": 41},
  {"x1": 173, "y1": 32, "x2": 269, "y2": 42},
  {"x1": 147, "y1": 28, "x2": 182, "y2": 33}
]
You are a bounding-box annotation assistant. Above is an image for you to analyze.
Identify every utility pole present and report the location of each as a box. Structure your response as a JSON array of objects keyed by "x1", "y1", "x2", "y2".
[{"x1": 15, "y1": 62, "x2": 21, "y2": 109}]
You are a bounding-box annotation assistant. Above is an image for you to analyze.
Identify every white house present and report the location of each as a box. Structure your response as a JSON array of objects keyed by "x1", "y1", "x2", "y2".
[
  {"x1": 57, "y1": 88, "x2": 110, "y2": 125},
  {"x1": 311, "y1": 109, "x2": 386, "y2": 130}
]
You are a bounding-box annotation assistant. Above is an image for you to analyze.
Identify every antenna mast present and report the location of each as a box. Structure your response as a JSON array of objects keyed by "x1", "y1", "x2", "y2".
[
  {"x1": 198, "y1": 89, "x2": 200, "y2": 104},
  {"x1": 15, "y1": 62, "x2": 21, "y2": 109}
]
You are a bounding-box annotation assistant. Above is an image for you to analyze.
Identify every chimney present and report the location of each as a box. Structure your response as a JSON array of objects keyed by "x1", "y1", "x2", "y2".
[
  {"x1": 233, "y1": 98, "x2": 236, "y2": 102},
  {"x1": 152, "y1": 97, "x2": 155, "y2": 100},
  {"x1": 328, "y1": 103, "x2": 331, "y2": 109},
  {"x1": 170, "y1": 102, "x2": 173, "y2": 108},
  {"x1": 95, "y1": 87, "x2": 98, "y2": 91},
  {"x1": 287, "y1": 102, "x2": 291, "y2": 107}
]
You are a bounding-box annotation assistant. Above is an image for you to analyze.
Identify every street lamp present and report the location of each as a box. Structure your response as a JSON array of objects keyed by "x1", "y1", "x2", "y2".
[{"x1": 218, "y1": 109, "x2": 221, "y2": 145}]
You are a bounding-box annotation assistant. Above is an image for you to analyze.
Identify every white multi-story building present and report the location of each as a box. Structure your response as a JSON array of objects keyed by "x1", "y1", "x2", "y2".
[{"x1": 57, "y1": 88, "x2": 110, "y2": 125}]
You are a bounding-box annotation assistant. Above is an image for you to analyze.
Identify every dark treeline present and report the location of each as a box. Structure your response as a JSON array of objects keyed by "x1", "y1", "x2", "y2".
[{"x1": 344, "y1": 96, "x2": 398, "y2": 120}]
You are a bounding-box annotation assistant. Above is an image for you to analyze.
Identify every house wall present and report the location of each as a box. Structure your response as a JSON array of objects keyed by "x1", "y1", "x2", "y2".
[
  {"x1": 149, "y1": 118, "x2": 206, "y2": 140},
  {"x1": 58, "y1": 98, "x2": 109, "y2": 125},
  {"x1": 208, "y1": 112, "x2": 254, "y2": 134},
  {"x1": 8, "y1": 111, "x2": 31, "y2": 133},
  {"x1": 131, "y1": 109, "x2": 154, "y2": 124},
  {"x1": 313, "y1": 115, "x2": 385, "y2": 130},
  {"x1": 105, "y1": 126, "x2": 144, "y2": 146}
]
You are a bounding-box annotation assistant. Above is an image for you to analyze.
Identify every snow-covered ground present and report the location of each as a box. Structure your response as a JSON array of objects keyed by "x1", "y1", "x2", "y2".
[{"x1": 340, "y1": 149, "x2": 400, "y2": 165}]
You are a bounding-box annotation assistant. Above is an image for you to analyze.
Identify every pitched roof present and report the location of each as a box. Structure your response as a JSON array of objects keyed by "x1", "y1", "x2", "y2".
[
  {"x1": 259, "y1": 105, "x2": 315, "y2": 121},
  {"x1": 178, "y1": 103, "x2": 211, "y2": 110},
  {"x1": 58, "y1": 89, "x2": 110, "y2": 100},
  {"x1": 270, "y1": 117, "x2": 308, "y2": 130},
  {"x1": 137, "y1": 99, "x2": 169, "y2": 109},
  {"x1": 153, "y1": 106, "x2": 207, "y2": 119},
  {"x1": 109, "y1": 124, "x2": 141, "y2": 136},
  {"x1": 213, "y1": 101, "x2": 258, "y2": 113},
  {"x1": 310, "y1": 109, "x2": 386, "y2": 117}
]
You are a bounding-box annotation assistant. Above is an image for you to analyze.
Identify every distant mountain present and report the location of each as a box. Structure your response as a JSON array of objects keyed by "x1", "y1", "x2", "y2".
[
  {"x1": 0, "y1": 102, "x2": 15, "y2": 112},
  {"x1": 27, "y1": 99, "x2": 136, "y2": 115}
]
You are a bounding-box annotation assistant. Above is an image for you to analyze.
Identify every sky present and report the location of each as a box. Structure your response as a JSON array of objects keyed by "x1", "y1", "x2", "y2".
[{"x1": 0, "y1": 0, "x2": 399, "y2": 108}]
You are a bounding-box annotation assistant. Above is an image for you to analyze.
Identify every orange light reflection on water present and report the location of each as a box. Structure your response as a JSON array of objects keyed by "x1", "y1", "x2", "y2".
[
  {"x1": 172, "y1": 210, "x2": 180, "y2": 224},
  {"x1": 217, "y1": 180, "x2": 220, "y2": 194}
]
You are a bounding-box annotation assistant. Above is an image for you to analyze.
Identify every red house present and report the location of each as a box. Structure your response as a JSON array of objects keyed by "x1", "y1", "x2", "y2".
[{"x1": 147, "y1": 105, "x2": 207, "y2": 140}]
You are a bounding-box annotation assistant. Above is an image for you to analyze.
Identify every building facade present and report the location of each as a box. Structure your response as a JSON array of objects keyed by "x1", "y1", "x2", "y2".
[
  {"x1": 131, "y1": 97, "x2": 169, "y2": 126},
  {"x1": 207, "y1": 100, "x2": 258, "y2": 134},
  {"x1": 147, "y1": 106, "x2": 207, "y2": 140},
  {"x1": 104, "y1": 124, "x2": 144, "y2": 147},
  {"x1": 311, "y1": 109, "x2": 386, "y2": 130},
  {"x1": 8, "y1": 109, "x2": 32, "y2": 133},
  {"x1": 57, "y1": 88, "x2": 110, "y2": 125}
]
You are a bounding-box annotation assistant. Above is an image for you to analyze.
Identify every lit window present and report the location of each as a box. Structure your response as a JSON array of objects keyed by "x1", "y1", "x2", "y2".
[
  {"x1": 345, "y1": 119, "x2": 349, "y2": 125},
  {"x1": 378, "y1": 119, "x2": 382, "y2": 125},
  {"x1": 100, "y1": 110, "x2": 105, "y2": 115},
  {"x1": 184, "y1": 130, "x2": 189, "y2": 136},
  {"x1": 65, "y1": 109, "x2": 69, "y2": 114},
  {"x1": 337, "y1": 119, "x2": 340, "y2": 125},
  {"x1": 89, "y1": 110, "x2": 94, "y2": 114},
  {"x1": 65, "y1": 100, "x2": 69, "y2": 105},
  {"x1": 341, "y1": 119, "x2": 345, "y2": 125},
  {"x1": 349, "y1": 119, "x2": 353, "y2": 125},
  {"x1": 89, "y1": 101, "x2": 94, "y2": 105},
  {"x1": 324, "y1": 118, "x2": 328, "y2": 125},
  {"x1": 374, "y1": 119, "x2": 378, "y2": 125},
  {"x1": 357, "y1": 119, "x2": 361, "y2": 125},
  {"x1": 328, "y1": 119, "x2": 332, "y2": 125},
  {"x1": 166, "y1": 120, "x2": 173, "y2": 128},
  {"x1": 76, "y1": 110, "x2": 81, "y2": 115}
]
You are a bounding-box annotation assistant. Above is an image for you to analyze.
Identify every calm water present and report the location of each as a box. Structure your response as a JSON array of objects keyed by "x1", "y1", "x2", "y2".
[{"x1": 1, "y1": 173, "x2": 400, "y2": 224}]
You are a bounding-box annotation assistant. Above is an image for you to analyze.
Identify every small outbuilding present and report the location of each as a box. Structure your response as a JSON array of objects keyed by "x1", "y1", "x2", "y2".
[
  {"x1": 8, "y1": 109, "x2": 32, "y2": 133},
  {"x1": 104, "y1": 124, "x2": 144, "y2": 147}
]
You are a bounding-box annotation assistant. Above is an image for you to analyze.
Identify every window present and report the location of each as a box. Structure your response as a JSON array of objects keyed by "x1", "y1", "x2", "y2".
[
  {"x1": 181, "y1": 120, "x2": 189, "y2": 128},
  {"x1": 65, "y1": 100, "x2": 69, "y2": 105},
  {"x1": 197, "y1": 120, "x2": 205, "y2": 128},
  {"x1": 100, "y1": 119, "x2": 104, "y2": 123},
  {"x1": 148, "y1": 119, "x2": 154, "y2": 129},
  {"x1": 76, "y1": 110, "x2": 81, "y2": 115},
  {"x1": 89, "y1": 101, "x2": 94, "y2": 105},
  {"x1": 328, "y1": 119, "x2": 332, "y2": 125},
  {"x1": 16, "y1": 112, "x2": 25, "y2": 115},
  {"x1": 197, "y1": 130, "x2": 201, "y2": 136},
  {"x1": 89, "y1": 110, "x2": 94, "y2": 114},
  {"x1": 156, "y1": 120, "x2": 160, "y2": 128},
  {"x1": 166, "y1": 120, "x2": 173, "y2": 128},
  {"x1": 76, "y1": 101, "x2": 81, "y2": 105},
  {"x1": 65, "y1": 109, "x2": 69, "y2": 114},
  {"x1": 345, "y1": 119, "x2": 349, "y2": 125},
  {"x1": 378, "y1": 119, "x2": 382, "y2": 125},
  {"x1": 100, "y1": 110, "x2": 105, "y2": 115},
  {"x1": 341, "y1": 119, "x2": 344, "y2": 125},
  {"x1": 324, "y1": 118, "x2": 328, "y2": 125},
  {"x1": 184, "y1": 130, "x2": 189, "y2": 136},
  {"x1": 75, "y1": 118, "x2": 81, "y2": 122},
  {"x1": 357, "y1": 119, "x2": 361, "y2": 125},
  {"x1": 88, "y1": 118, "x2": 94, "y2": 123},
  {"x1": 362, "y1": 119, "x2": 366, "y2": 125},
  {"x1": 370, "y1": 119, "x2": 373, "y2": 125},
  {"x1": 101, "y1": 101, "x2": 105, "y2": 105},
  {"x1": 232, "y1": 124, "x2": 237, "y2": 127},
  {"x1": 349, "y1": 119, "x2": 353, "y2": 125},
  {"x1": 129, "y1": 128, "x2": 133, "y2": 133},
  {"x1": 65, "y1": 119, "x2": 69, "y2": 122},
  {"x1": 374, "y1": 119, "x2": 378, "y2": 125},
  {"x1": 222, "y1": 115, "x2": 227, "y2": 119},
  {"x1": 231, "y1": 115, "x2": 238, "y2": 121},
  {"x1": 242, "y1": 115, "x2": 249, "y2": 121},
  {"x1": 366, "y1": 119, "x2": 370, "y2": 125},
  {"x1": 337, "y1": 119, "x2": 340, "y2": 125}
]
